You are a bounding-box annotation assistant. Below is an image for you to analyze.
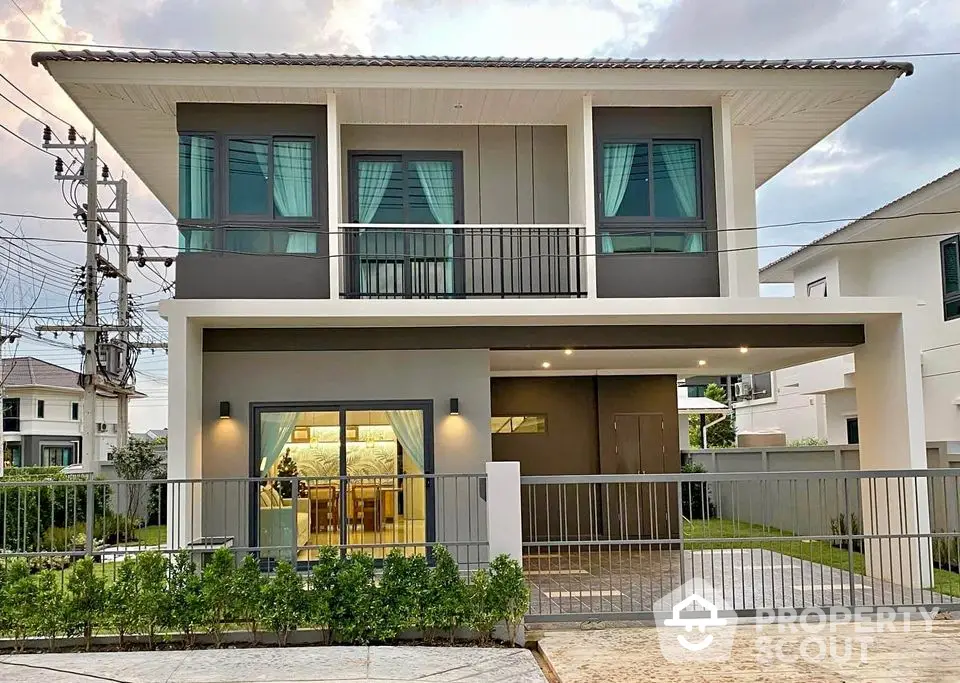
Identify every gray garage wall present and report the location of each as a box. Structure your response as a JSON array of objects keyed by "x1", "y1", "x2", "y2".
[{"x1": 199, "y1": 349, "x2": 492, "y2": 556}]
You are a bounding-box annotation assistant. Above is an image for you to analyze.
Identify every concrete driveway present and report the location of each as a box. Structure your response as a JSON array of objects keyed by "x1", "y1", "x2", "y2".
[{"x1": 0, "y1": 646, "x2": 546, "y2": 683}]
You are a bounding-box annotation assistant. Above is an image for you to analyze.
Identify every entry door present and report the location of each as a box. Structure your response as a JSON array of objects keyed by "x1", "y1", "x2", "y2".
[{"x1": 612, "y1": 413, "x2": 667, "y2": 538}]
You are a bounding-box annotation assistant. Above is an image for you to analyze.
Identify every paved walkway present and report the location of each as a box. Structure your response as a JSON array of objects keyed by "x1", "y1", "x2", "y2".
[
  {"x1": 0, "y1": 647, "x2": 546, "y2": 683},
  {"x1": 538, "y1": 620, "x2": 960, "y2": 682}
]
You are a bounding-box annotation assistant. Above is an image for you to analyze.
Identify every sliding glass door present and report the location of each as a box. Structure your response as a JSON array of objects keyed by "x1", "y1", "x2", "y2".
[{"x1": 253, "y1": 402, "x2": 432, "y2": 562}]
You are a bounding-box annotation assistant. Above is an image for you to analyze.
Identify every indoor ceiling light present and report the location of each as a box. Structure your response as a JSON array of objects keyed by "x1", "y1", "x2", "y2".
[
  {"x1": 541, "y1": 361, "x2": 551, "y2": 369},
  {"x1": 740, "y1": 346, "x2": 749, "y2": 354},
  {"x1": 698, "y1": 359, "x2": 707, "y2": 367},
  {"x1": 564, "y1": 348, "x2": 574, "y2": 356}
]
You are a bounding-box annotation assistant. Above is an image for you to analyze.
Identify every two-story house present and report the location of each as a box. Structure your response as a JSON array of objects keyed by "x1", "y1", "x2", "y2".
[
  {"x1": 33, "y1": 51, "x2": 928, "y2": 553},
  {"x1": 1, "y1": 357, "x2": 126, "y2": 467},
  {"x1": 739, "y1": 168, "x2": 960, "y2": 453}
]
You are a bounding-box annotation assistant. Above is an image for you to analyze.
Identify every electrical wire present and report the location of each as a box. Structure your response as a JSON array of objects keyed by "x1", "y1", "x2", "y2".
[{"x1": 0, "y1": 120, "x2": 56, "y2": 157}]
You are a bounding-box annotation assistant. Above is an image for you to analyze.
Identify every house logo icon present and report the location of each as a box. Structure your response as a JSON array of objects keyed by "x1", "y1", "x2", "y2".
[
  {"x1": 654, "y1": 578, "x2": 737, "y2": 663},
  {"x1": 663, "y1": 593, "x2": 728, "y2": 652}
]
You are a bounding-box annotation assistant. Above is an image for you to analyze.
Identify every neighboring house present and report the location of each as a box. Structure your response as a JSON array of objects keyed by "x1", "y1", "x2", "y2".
[
  {"x1": 35, "y1": 51, "x2": 927, "y2": 549},
  {"x1": 130, "y1": 428, "x2": 168, "y2": 443},
  {"x1": 1, "y1": 357, "x2": 131, "y2": 467},
  {"x1": 739, "y1": 168, "x2": 960, "y2": 451}
]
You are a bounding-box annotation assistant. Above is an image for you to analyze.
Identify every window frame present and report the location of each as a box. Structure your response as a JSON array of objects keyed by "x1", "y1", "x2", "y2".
[
  {"x1": 223, "y1": 135, "x2": 319, "y2": 223},
  {"x1": 490, "y1": 415, "x2": 548, "y2": 435},
  {"x1": 36, "y1": 399, "x2": 44, "y2": 419},
  {"x1": 845, "y1": 416, "x2": 860, "y2": 445},
  {"x1": 2, "y1": 397, "x2": 20, "y2": 432},
  {"x1": 178, "y1": 133, "x2": 217, "y2": 223},
  {"x1": 71, "y1": 402, "x2": 79, "y2": 421},
  {"x1": 806, "y1": 277, "x2": 828, "y2": 298},
  {"x1": 941, "y1": 235, "x2": 960, "y2": 321}
]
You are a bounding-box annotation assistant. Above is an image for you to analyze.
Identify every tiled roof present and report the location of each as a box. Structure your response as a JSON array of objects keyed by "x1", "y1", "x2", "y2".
[
  {"x1": 30, "y1": 51, "x2": 915, "y2": 75},
  {"x1": 761, "y1": 166, "x2": 960, "y2": 274},
  {"x1": 1, "y1": 357, "x2": 80, "y2": 389}
]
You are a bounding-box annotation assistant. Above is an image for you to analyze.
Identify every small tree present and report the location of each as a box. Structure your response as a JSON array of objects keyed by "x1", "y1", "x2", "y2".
[
  {"x1": 65, "y1": 558, "x2": 106, "y2": 650},
  {"x1": 274, "y1": 449, "x2": 306, "y2": 499},
  {"x1": 422, "y1": 545, "x2": 467, "y2": 643},
  {"x1": 487, "y1": 555, "x2": 529, "y2": 646},
  {"x1": 110, "y1": 437, "x2": 165, "y2": 519},
  {"x1": 136, "y1": 551, "x2": 170, "y2": 648},
  {"x1": 106, "y1": 558, "x2": 143, "y2": 648},
  {"x1": 262, "y1": 561, "x2": 303, "y2": 646},
  {"x1": 307, "y1": 546, "x2": 340, "y2": 643},
  {"x1": 34, "y1": 570, "x2": 64, "y2": 650},
  {"x1": 201, "y1": 547, "x2": 235, "y2": 646},
  {"x1": 688, "y1": 383, "x2": 736, "y2": 448},
  {"x1": 4, "y1": 560, "x2": 37, "y2": 651},
  {"x1": 169, "y1": 550, "x2": 204, "y2": 648},
  {"x1": 231, "y1": 555, "x2": 266, "y2": 643}
]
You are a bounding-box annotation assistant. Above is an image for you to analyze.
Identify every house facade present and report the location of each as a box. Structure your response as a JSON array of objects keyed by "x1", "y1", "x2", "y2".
[
  {"x1": 34, "y1": 51, "x2": 927, "y2": 553},
  {"x1": 740, "y1": 168, "x2": 960, "y2": 453},
  {"x1": 1, "y1": 357, "x2": 124, "y2": 467}
]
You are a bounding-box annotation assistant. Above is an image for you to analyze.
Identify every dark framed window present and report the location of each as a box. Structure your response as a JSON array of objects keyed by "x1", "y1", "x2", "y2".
[
  {"x1": 226, "y1": 137, "x2": 315, "y2": 219},
  {"x1": 942, "y1": 236, "x2": 960, "y2": 321},
  {"x1": 491, "y1": 416, "x2": 547, "y2": 434},
  {"x1": 2, "y1": 397, "x2": 19, "y2": 432},
  {"x1": 846, "y1": 417, "x2": 859, "y2": 445},
  {"x1": 36, "y1": 400, "x2": 44, "y2": 419},
  {"x1": 348, "y1": 152, "x2": 464, "y2": 225},
  {"x1": 71, "y1": 402, "x2": 79, "y2": 421},
  {"x1": 179, "y1": 134, "x2": 215, "y2": 220},
  {"x1": 807, "y1": 277, "x2": 828, "y2": 297}
]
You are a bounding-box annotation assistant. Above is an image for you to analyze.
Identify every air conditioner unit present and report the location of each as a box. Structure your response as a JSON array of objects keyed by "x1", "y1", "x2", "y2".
[
  {"x1": 96, "y1": 422, "x2": 108, "y2": 433},
  {"x1": 735, "y1": 376, "x2": 754, "y2": 400}
]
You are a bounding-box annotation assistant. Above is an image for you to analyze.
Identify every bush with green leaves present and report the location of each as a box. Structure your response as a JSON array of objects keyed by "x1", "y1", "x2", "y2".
[
  {"x1": 34, "y1": 570, "x2": 63, "y2": 650},
  {"x1": 202, "y1": 547, "x2": 235, "y2": 646},
  {"x1": 106, "y1": 558, "x2": 142, "y2": 648},
  {"x1": 488, "y1": 554, "x2": 529, "y2": 645},
  {"x1": 64, "y1": 558, "x2": 106, "y2": 650},
  {"x1": 422, "y1": 545, "x2": 468, "y2": 642},
  {"x1": 169, "y1": 551, "x2": 205, "y2": 648},
  {"x1": 377, "y1": 549, "x2": 426, "y2": 641},
  {"x1": 136, "y1": 550, "x2": 170, "y2": 647},
  {"x1": 467, "y1": 567, "x2": 497, "y2": 644},
  {"x1": 262, "y1": 561, "x2": 303, "y2": 646},
  {"x1": 231, "y1": 554, "x2": 266, "y2": 643},
  {"x1": 306, "y1": 546, "x2": 340, "y2": 642},
  {"x1": 330, "y1": 553, "x2": 383, "y2": 644},
  {"x1": 3, "y1": 559, "x2": 38, "y2": 650}
]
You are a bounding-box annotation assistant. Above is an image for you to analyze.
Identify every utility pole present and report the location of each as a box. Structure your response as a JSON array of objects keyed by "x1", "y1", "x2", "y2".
[
  {"x1": 116, "y1": 178, "x2": 129, "y2": 449},
  {"x1": 81, "y1": 134, "x2": 99, "y2": 470}
]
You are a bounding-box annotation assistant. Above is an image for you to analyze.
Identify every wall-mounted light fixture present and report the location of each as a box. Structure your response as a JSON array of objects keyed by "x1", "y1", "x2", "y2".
[
  {"x1": 449, "y1": 398, "x2": 460, "y2": 415},
  {"x1": 219, "y1": 401, "x2": 231, "y2": 419}
]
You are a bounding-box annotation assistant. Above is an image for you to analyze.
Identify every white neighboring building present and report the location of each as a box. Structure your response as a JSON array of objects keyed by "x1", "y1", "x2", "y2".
[
  {"x1": 1, "y1": 357, "x2": 130, "y2": 467},
  {"x1": 740, "y1": 168, "x2": 960, "y2": 450}
]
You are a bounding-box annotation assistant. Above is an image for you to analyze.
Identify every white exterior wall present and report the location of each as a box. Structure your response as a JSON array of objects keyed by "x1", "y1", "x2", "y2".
[{"x1": 824, "y1": 388, "x2": 858, "y2": 444}]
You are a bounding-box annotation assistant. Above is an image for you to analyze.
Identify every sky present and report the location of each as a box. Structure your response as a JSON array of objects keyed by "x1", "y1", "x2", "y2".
[{"x1": 0, "y1": 0, "x2": 958, "y2": 431}]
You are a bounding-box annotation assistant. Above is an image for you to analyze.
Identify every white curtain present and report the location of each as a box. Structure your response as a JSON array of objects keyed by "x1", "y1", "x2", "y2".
[
  {"x1": 284, "y1": 230, "x2": 317, "y2": 254},
  {"x1": 658, "y1": 144, "x2": 698, "y2": 218},
  {"x1": 260, "y1": 412, "x2": 300, "y2": 475},
  {"x1": 386, "y1": 410, "x2": 424, "y2": 473},
  {"x1": 602, "y1": 143, "x2": 637, "y2": 217},
  {"x1": 411, "y1": 161, "x2": 455, "y2": 224},
  {"x1": 273, "y1": 141, "x2": 312, "y2": 218},
  {"x1": 358, "y1": 161, "x2": 397, "y2": 223}
]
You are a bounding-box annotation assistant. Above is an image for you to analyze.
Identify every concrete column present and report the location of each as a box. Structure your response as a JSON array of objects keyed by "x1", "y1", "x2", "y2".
[
  {"x1": 731, "y1": 125, "x2": 759, "y2": 298},
  {"x1": 326, "y1": 90, "x2": 341, "y2": 299},
  {"x1": 485, "y1": 461, "x2": 523, "y2": 562},
  {"x1": 567, "y1": 94, "x2": 596, "y2": 298},
  {"x1": 712, "y1": 97, "x2": 736, "y2": 298},
  {"x1": 854, "y1": 311, "x2": 932, "y2": 586},
  {"x1": 166, "y1": 313, "x2": 203, "y2": 550}
]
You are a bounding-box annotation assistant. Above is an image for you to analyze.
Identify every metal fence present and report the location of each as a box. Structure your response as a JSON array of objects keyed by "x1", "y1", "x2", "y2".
[
  {"x1": 0, "y1": 473, "x2": 488, "y2": 584},
  {"x1": 521, "y1": 469, "x2": 960, "y2": 622}
]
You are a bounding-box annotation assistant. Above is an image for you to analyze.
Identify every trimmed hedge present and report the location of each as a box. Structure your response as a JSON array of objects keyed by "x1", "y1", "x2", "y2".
[{"x1": 0, "y1": 545, "x2": 529, "y2": 651}]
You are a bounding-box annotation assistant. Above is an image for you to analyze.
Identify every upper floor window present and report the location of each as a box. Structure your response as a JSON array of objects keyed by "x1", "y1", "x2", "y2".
[
  {"x1": 179, "y1": 135, "x2": 215, "y2": 220},
  {"x1": 601, "y1": 141, "x2": 700, "y2": 220},
  {"x1": 228, "y1": 138, "x2": 314, "y2": 218},
  {"x1": 349, "y1": 153, "x2": 462, "y2": 225},
  {"x1": 942, "y1": 236, "x2": 960, "y2": 321},
  {"x1": 71, "y1": 402, "x2": 79, "y2": 421},
  {"x1": 37, "y1": 400, "x2": 44, "y2": 419},
  {"x1": 2, "y1": 397, "x2": 20, "y2": 432},
  {"x1": 806, "y1": 278, "x2": 828, "y2": 297}
]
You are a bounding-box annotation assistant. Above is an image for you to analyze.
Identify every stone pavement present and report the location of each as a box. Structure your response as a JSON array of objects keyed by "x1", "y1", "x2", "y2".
[
  {"x1": 0, "y1": 646, "x2": 547, "y2": 683},
  {"x1": 538, "y1": 619, "x2": 960, "y2": 682}
]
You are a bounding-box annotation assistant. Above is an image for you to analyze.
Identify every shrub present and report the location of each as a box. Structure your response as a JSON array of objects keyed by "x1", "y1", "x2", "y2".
[
  {"x1": 105, "y1": 558, "x2": 142, "y2": 648},
  {"x1": 488, "y1": 554, "x2": 529, "y2": 645},
  {"x1": 0, "y1": 478, "x2": 108, "y2": 552},
  {"x1": 3, "y1": 560, "x2": 38, "y2": 650},
  {"x1": 169, "y1": 551, "x2": 204, "y2": 648},
  {"x1": 330, "y1": 553, "x2": 381, "y2": 644},
  {"x1": 933, "y1": 535, "x2": 960, "y2": 570},
  {"x1": 34, "y1": 570, "x2": 64, "y2": 650},
  {"x1": 788, "y1": 436, "x2": 828, "y2": 447},
  {"x1": 378, "y1": 549, "x2": 425, "y2": 641},
  {"x1": 467, "y1": 568, "x2": 496, "y2": 644},
  {"x1": 231, "y1": 555, "x2": 266, "y2": 643},
  {"x1": 306, "y1": 546, "x2": 340, "y2": 642},
  {"x1": 830, "y1": 514, "x2": 863, "y2": 553},
  {"x1": 64, "y1": 558, "x2": 106, "y2": 650},
  {"x1": 136, "y1": 551, "x2": 170, "y2": 647},
  {"x1": 680, "y1": 461, "x2": 715, "y2": 520},
  {"x1": 423, "y1": 545, "x2": 467, "y2": 642},
  {"x1": 262, "y1": 561, "x2": 303, "y2": 646},
  {"x1": 201, "y1": 548, "x2": 235, "y2": 647}
]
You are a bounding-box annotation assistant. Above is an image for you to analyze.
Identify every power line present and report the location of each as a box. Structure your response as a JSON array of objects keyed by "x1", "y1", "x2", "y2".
[
  {"x1": 0, "y1": 120, "x2": 56, "y2": 157},
  {"x1": 7, "y1": 0, "x2": 58, "y2": 51},
  {"x1": 0, "y1": 73, "x2": 74, "y2": 131}
]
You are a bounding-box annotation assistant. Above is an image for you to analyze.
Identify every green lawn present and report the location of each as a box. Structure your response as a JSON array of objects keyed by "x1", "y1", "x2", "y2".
[
  {"x1": 683, "y1": 517, "x2": 960, "y2": 598},
  {"x1": 121, "y1": 524, "x2": 167, "y2": 547}
]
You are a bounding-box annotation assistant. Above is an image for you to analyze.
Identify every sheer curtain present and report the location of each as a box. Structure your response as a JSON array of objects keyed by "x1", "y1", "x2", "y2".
[
  {"x1": 284, "y1": 231, "x2": 317, "y2": 254},
  {"x1": 260, "y1": 412, "x2": 300, "y2": 476},
  {"x1": 181, "y1": 136, "x2": 213, "y2": 219},
  {"x1": 411, "y1": 161, "x2": 455, "y2": 224},
  {"x1": 357, "y1": 161, "x2": 397, "y2": 223},
  {"x1": 658, "y1": 144, "x2": 698, "y2": 218},
  {"x1": 386, "y1": 410, "x2": 424, "y2": 472},
  {"x1": 602, "y1": 143, "x2": 637, "y2": 217},
  {"x1": 274, "y1": 141, "x2": 312, "y2": 218}
]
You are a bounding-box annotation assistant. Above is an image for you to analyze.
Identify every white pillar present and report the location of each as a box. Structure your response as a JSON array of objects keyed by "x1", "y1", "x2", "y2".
[
  {"x1": 712, "y1": 96, "x2": 737, "y2": 298},
  {"x1": 326, "y1": 90, "x2": 341, "y2": 300},
  {"x1": 731, "y1": 125, "x2": 759, "y2": 298},
  {"x1": 166, "y1": 313, "x2": 203, "y2": 550},
  {"x1": 485, "y1": 461, "x2": 523, "y2": 562},
  {"x1": 854, "y1": 311, "x2": 932, "y2": 586},
  {"x1": 567, "y1": 93, "x2": 596, "y2": 298}
]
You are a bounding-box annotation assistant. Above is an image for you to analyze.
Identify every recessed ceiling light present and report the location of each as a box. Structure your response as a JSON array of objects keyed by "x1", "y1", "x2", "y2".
[
  {"x1": 739, "y1": 346, "x2": 749, "y2": 354},
  {"x1": 541, "y1": 361, "x2": 551, "y2": 369},
  {"x1": 564, "y1": 348, "x2": 574, "y2": 356},
  {"x1": 698, "y1": 359, "x2": 707, "y2": 367}
]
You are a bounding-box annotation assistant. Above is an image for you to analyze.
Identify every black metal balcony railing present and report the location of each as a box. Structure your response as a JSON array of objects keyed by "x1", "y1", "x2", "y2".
[{"x1": 339, "y1": 224, "x2": 586, "y2": 299}]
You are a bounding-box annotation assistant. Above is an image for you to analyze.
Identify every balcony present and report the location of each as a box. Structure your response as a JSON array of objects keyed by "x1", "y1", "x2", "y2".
[{"x1": 338, "y1": 224, "x2": 586, "y2": 299}]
